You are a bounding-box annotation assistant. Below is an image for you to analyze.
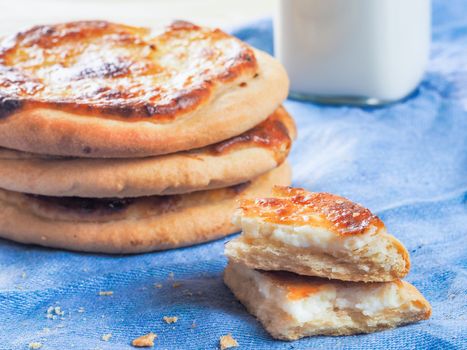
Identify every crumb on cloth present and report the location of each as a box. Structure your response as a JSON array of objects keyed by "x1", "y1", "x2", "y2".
[
  {"x1": 28, "y1": 343, "x2": 42, "y2": 349},
  {"x1": 163, "y1": 316, "x2": 178, "y2": 324},
  {"x1": 98, "y1": 291, "x2": 113, "y2": 296},
  {"x1": 220, "y1": 333, "x2": 239, "y2": 350},
  {"x1": 46, "y1": 306, "x2": 65, "y2": 319},
  {"x1": 131, "y1": 332, "x2": 157, "y2": 347},
  {"x1": 101, "y1": 333, "x2": 112, "y2": 341}
]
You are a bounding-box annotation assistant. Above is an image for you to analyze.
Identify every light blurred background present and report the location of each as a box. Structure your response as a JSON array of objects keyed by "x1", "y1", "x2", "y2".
[{"x1": 0, "y1": 0, "x2": 274, "y2": 33}]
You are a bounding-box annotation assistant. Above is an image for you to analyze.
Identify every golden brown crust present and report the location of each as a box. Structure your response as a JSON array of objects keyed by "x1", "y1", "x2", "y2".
[
  {"x1": 239, "y1": 186, "x2": 384, "y2": 236},
  {"x1": 0, "y1": 22, "x2": 289, "y2": 158},
  {"x1": 0, "y1": 106, "x2": 295, "y2": 197},
  {"x1": 0, "y1": 20, "x2": 256, "y2": 120},
  {"x1": 401, "y1": 280, "x2": 433, "y2": 320},
  {"x1": 0, "y1": 163, "x2": 291, "y2": 253},
  {"x1": 0, "y1": 49, "x2": 287, "y2": 158},
  {"x1": 211, "y1": 106, "x2": 296, "y2": 161},
  {"x1": 387, "y1": 233, "x2": 411, "y2": 274}
]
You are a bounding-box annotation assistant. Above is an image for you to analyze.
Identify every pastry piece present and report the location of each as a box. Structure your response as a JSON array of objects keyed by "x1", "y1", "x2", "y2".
[
  {"x1": 0, "y1": 163, "x2": 291, "y2": 253},
  {"x1": 224, "y1": 262, "x2": 431, "y2": 340},
  {"x1": 226, "y1": 187, "x2": 410, "y2": 282},
  {"x1": 0, "y1": 106, "x2": 295, "y2": 197},
  {"x1": 0, "y1": 20, "x2": 288, "y2": 158}
]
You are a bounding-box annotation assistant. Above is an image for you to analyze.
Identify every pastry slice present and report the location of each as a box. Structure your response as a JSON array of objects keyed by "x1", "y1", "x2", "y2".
[
  {"x1": 225, "y1": 186, "x2": 410, "y2": 282},
  {"x1": 224, "y1": 261, "x2": 431, "y2": 340}
]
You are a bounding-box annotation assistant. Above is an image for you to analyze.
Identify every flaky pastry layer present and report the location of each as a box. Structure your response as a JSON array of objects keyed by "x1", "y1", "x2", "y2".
[
  {"x1": 224, "y1": 262, "x2": 431, "y2": 340},
  {"x1": 227, "y1": 187, "x2": 410, "y2": 282}
]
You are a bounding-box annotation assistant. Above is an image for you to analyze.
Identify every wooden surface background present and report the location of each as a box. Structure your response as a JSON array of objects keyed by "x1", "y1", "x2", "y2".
[{"x1": 0, "y1": 0, "x2": 274, "y2": 34}]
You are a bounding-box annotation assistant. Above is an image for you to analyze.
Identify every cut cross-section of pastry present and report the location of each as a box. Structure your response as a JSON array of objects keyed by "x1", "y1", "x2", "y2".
[
  {"x1": 224, "y1": 262, "x2": 431, "y2": 340},
  {"x1": 225, "y1": 186, "x2": 410, "y2": 282}
]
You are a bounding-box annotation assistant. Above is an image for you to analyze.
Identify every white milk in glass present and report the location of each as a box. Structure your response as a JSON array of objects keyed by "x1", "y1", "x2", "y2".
[{"x1": 274, "y1": 0, "x2": 431, "y2": 105}]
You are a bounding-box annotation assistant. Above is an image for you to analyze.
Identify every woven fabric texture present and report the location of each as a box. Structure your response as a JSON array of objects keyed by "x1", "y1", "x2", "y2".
[{"x1": 0, "y1": 1, "x2": 466, "y2": 348}]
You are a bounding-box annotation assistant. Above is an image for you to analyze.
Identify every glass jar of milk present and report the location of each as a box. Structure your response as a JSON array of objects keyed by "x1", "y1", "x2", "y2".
[{"x1": 274, "y1": 0, "x2": 431, "y2": 105}]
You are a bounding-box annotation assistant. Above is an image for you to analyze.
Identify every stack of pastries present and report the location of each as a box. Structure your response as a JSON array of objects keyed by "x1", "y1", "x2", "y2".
[
  {"x1": 224, "y1": 186, "x2": 431, "y2": 340},
  {"x1": 0, "y1": 20, "x2": 294, "y2": 253}
]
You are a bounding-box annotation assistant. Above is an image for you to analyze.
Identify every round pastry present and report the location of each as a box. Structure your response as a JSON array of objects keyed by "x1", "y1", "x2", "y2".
[
  {"x1": 0, "y1": 106, "x2": 295, "y2": 197},
  {"x1": 0, "y1": 20, "x2": 289, "y2": 158},
  {"x1": 0, "y1": 163, "x2": 291, "y2": 253}
]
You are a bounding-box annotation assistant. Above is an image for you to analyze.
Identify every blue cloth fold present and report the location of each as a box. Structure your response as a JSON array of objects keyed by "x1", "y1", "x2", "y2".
[{"x1": 0, "y1": 1, "x2": 466, "y2": 348}]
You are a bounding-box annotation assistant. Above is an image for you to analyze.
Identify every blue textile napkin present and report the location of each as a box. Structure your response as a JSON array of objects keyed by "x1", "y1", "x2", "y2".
[{"x1": 0, "y1": 1, "x2": 466, "y2": 349}]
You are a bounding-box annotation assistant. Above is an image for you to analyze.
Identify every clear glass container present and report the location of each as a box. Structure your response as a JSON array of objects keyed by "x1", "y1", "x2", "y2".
[{"x1": 274, "y1": 0, "x2": 431, "y2": 106}]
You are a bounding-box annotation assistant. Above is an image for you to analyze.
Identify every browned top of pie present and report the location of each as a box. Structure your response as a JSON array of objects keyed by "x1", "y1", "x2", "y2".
[
  {"x1": 0, "y1": 20, "x2": 257, "y2": 120},
  {"x1": 239, "y1": 186, "x2": 384, "y2": 236}
]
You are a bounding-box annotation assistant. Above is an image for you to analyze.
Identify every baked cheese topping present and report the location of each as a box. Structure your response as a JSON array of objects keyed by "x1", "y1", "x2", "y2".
[
  {"x1": 235, "y1": 187, "x2": 386, "y2": 256},
  {"x1": 237, "y1": 216, "x2": 385, "y2": 259},
  {"x1": 236, "y1": 264, "x2": 414, "y2": 324},
  {"x1": 239, "y1": 186, "x2": 384, "y2": 236},
  {"x1": 0, "y1": 20, "x2": 257, "y2": 120}
]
